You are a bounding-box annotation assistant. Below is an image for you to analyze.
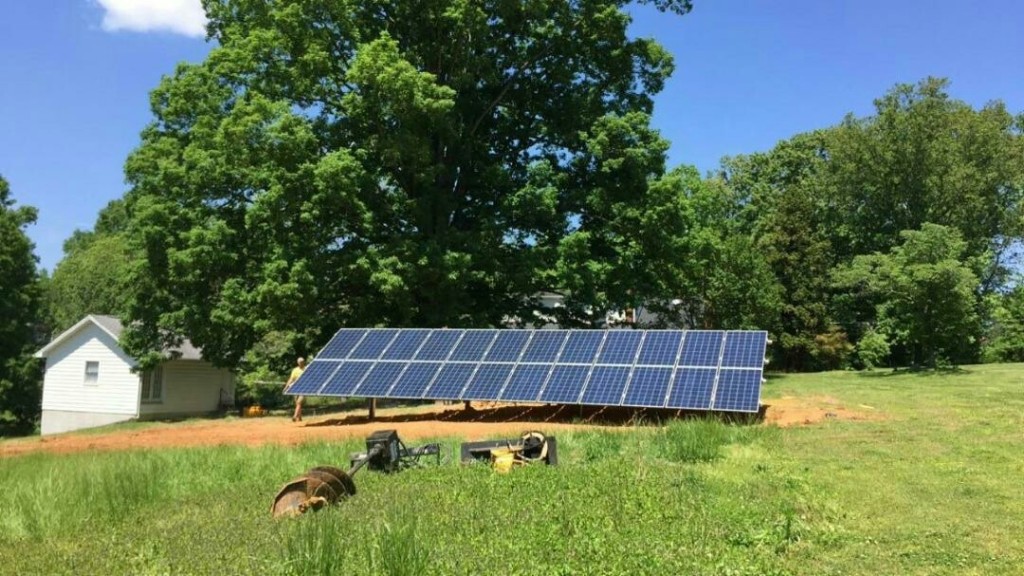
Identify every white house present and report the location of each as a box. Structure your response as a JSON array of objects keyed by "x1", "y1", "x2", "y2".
[{"x1": 34, "y1": 315, "x2": 235, "y2": 436}]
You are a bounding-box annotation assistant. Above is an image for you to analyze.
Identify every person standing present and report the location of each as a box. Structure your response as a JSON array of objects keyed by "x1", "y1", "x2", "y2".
[{"x1": 285, "y1": 357, "x2": 306, "y2": 422}]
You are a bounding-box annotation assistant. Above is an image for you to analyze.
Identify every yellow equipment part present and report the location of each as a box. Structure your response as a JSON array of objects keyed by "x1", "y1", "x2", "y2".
[{"x1": 490, "y1": 447, "x2": 517, "y2": 473}]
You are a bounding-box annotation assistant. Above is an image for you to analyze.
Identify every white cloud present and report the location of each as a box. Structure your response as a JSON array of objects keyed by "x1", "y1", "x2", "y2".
[{"x1": 95, "y1": 0, "x2": 207, "y2": 37}]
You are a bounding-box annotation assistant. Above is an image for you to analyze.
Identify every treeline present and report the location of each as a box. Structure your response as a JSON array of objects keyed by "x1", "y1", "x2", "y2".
[{"x1": 2, "y1": 1, "x2": 1023, "y2": 434}]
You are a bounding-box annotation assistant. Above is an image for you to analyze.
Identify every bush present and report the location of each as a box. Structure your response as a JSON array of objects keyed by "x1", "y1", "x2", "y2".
[
  {"x1": 811, "y1": 327, "x2": 854, "y2": 370},
  {"x1": 856, "y1": 328, "x2": 890, "y2": 370},
  {"x1": 235, "y1": 366, "x2": 287, "y2": 409}
]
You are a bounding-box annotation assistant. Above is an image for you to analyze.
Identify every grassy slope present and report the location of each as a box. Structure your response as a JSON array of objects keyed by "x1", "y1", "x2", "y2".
[{"x1": 1, "y1": 365, "x2": 1022, "y2": 575}]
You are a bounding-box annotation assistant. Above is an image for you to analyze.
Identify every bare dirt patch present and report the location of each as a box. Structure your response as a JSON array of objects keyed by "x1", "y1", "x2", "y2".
[
  {"x1": 763, "y1": 395, "x2": 882, "y2": 427},
  {"x1": 1, "y1": 397, "x2": 879, "y2": 458}
]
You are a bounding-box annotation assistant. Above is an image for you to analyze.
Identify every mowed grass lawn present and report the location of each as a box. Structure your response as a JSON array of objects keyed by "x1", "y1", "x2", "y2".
[{"x1": 1, "y1": 365, "x2": 1022, "y2": 575}]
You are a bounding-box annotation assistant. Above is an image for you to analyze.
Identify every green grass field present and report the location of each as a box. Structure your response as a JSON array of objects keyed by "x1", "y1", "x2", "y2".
[{"x1": 2, "y1": 365, "x2": 1022, "y2": 575}]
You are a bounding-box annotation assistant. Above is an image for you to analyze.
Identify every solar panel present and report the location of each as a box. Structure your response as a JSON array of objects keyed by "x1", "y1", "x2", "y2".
[
  {"x1": 720, "y1": 331, "x2": 768, "y2": 368},
  {"x1": 498, "y1": 364, "x2": 550, "y2": 402},
  {"x1": 291, "y1": 327, "x2": 767, "y2": 413},
  {"x1": 423, "y1": 363, "x2": 476, "y2": 399},
  {"x1": 539, "y1": 365, "x2": 591, "y2": 403},
  {"x1": 414, "y1": 330, "x2": 463, "y2": 361},
  {"x1": 382, "y1": 330, "x2": 431, "y2": 360},
  {"x1": 622, "y1": 366, "x2": 672, "y2": 407},
  {"x1": 461, "y1": 363, "x2": 514, "y2": 400},
  {"x1": 320, "y1": 361, "x2": 373, "y2": 396},
  {"x1": 350, "y1": 329, "x2": 399, "y2": 359},
  {"x1": 666, "y1": 367, "x2": 717, "y2": 410},
  {"x1": 388, "y1": 362, "x2": 442, "y2": 399},
  {"x1": 484, "y1": 330, "x2": 531, "y2": 362},
  {"x1": 318, "y1": 329, "x2": 368, "y2": 359},
  {"x1": 595, "y1": 330, "x2": 643, "y2": 365},
  {"x1": 636, "y1": 330, "x2": 684, "y2": 365},
  {"x1": 580, "y1": 365, "x2": 631, "y2": 405},
  {"x1": 520, "y1": 331, "x2": 568, "y2": 362},
  {"x1": 558, "y1": 331, "x2": 604, "y2": 363},
  {"x1": 712, "y1": 369, "x2": 762, "y2": 412},
  {"x1": 354, "y1": 361, "x2": 407, "y2": 397},
  {"x1": 287, "y1": 361, "x2": 341, "y2": 395},
  {"x1": 680, "y1": 331, "x2": 725, "y2": 367},
  {"x1": 449, "y1": 330, "x2": 498, "y2": 362}
]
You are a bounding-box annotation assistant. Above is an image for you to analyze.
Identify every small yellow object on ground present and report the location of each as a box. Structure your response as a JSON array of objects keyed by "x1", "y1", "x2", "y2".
[{"x1": 490, "y1": 447, "x2": 516, "y2": 473}]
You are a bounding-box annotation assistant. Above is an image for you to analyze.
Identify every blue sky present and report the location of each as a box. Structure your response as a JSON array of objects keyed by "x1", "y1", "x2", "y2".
[{"x1": 1, "y1": 1, "x2": 1021, "y2": 272}]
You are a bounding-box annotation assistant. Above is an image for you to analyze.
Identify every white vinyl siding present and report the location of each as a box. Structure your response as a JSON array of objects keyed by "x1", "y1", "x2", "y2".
[
  {"x1": 139, "y1": 360, "x2": 233, "y2": 416},
  {"x1": 40, "y1": 323, "x2": 139, "y2": 416}
]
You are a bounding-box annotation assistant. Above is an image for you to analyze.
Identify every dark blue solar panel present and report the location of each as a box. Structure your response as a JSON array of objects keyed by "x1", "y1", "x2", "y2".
[
  {"x1": 539, "y1": 365, "x2": 590, "y2": 403},
  {"x1": 353, "y1": 362, "x2": 408, "y2": 397},
  {"x1": 349, "y1": 329, "x2": 400, "y2": 359},
  {"x1": 413, "y1": 330, "x2": 463, "y2": 361},
  {"x1": 286, "y1": 361, "x2": 340, "y2": 395},
  {"x1": 720, "y1": 332, "x2": 767, "y2": 368},
  {"x1": 461, "y1": 363, "x2": 514, "y2": 400},
  {"x1": 595, "y1": 331, "x2": 643, "y2": 365},
  {"x1": 295, "y1": 328, "x2": 765, "y2": 412},
  {"x1": 558, "y1": 331, "x2": 604, "y2": 364},
  {"x1": 483, "y1": 331, "x2": 531, "y2": 362},
  {"x1": 713, "y1": 369, "x2": 761, "y2": 412},
  {"x1": 318, "y1": 329, "x2": 368, "y2": 359},
  {"x1": 388, "y1": 362, "x2": 442, "y2": 399},
  {"x1": 320, "y1": 361, "x2": 374, "y2": 396},
  {"x1": 666, "y1": 367, "x2": 717, "y2": 410},
  {"x1": 424, "y1": 363, "x2": 476, "y2": 399},
  {"x1": 679, "y1": 331, "x2": 724, "y2": 367},
  {"x1": 498, "y1": 365, "x2": 550, "y2": 402},
  {"x1": 636, "y1": 331, "x2": 684, "y2": 366},
  {"x1": 520, "y1": 331, "x2": 568, "y2": 363},
  {"x1": 449, "y1": 330, "x2": 498, "y2": 362},
  {"x1": 622, "y1": 366, "x2": 672, "y2": 407},
  {"x1": 580, "y1": 366, "x2": 631, "y2": 405},
  {"x1": 381, "y1": 330, "x2": 431, "y2": 360}
]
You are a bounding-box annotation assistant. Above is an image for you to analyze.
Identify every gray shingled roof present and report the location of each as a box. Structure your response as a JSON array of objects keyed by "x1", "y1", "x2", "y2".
[{"x1": 86, "y1": 315, "x2": 204, "y2": 361}]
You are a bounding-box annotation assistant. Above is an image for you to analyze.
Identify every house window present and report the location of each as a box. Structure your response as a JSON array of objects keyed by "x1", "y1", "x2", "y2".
[
  {"x1": 141, "y1": 366, "x2": 164, "y2": 403},
  {"x1": 84, "y1": 361, "x2": 99, "y2": 385}
]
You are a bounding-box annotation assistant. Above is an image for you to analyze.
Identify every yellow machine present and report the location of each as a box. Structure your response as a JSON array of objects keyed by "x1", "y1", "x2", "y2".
[{"x1": 462, "y1": 431, "x2": 557, "y2": 472}]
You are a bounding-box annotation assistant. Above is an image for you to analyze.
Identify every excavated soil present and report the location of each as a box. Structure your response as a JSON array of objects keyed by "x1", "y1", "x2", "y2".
[
  {"x1": 0, "y1": 397, "x2": 879, "y2": 458},
  {"x1": 763, "y1": 395, "x2": 882, "y2": 427}
]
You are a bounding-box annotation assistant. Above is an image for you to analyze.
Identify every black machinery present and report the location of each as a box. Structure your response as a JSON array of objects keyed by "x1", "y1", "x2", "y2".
[{"x1": 271, "y1": 430, "x2": 440, "y2": 517}]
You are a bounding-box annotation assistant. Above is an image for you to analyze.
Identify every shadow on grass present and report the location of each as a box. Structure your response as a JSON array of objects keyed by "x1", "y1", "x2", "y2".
[
  {"x1": 306, "y1": 402, "x2": 766, "y2": 429},
  {"x1": 855, "y1": 366, "x2": 970, "y2": 378}
]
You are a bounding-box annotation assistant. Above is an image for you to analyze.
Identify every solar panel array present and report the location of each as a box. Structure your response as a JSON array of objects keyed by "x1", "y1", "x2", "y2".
[{"x1": 286, "y1": 329, "x2": 768, "y2": 413}]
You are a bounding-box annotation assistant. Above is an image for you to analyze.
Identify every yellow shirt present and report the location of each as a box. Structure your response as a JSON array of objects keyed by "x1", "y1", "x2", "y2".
[{"x1": 286, "y1": 366, "x2": 305, "y2": 387}]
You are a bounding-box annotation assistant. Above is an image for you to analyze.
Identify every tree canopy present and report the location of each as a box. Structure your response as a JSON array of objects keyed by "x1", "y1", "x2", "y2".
[
  {"x1": 724, "y1": 78, "x2": 1024, "y2": 369},
  {"x1": 0, "y1": 175, "x2": 42, "y2": 435},
  {"x1": 121, "y1": 0, "x2": 696, "y2": 368},
  {"x1": 46, "y1": 199, "x2": 136, "y2": 333}
]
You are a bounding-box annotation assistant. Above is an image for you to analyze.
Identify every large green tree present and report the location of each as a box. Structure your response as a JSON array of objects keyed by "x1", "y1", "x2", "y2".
[
  {"x1": 722, "y1": 133, "x2": 835, "y2": 369},
  {"x1": 0, "y1": 175, "x2": 42, "y2": 435},
  {"x1": 724, "y1": 79, "x2": 1023, "y2": 369},
  {"x1": 826, "y1": 78, "x2": 1024, "y2": 283},
  {"x1": 639, "y1": 168, "x2": 780, "y2": 331},
  {"x1": 46, "y1": 200, "x2": 136, "y2": 333},
  {"x1": 834, "y1": 224, "x2": 982, "y2": 367},
  {"x1": 121, "y1": 0, "x2": 695, "y2": 367}
]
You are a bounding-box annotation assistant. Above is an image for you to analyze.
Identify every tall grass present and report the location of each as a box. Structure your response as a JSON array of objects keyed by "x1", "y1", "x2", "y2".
[
  {"x1": 280, "y1": 511, "x2": 349, "y2": 576},
  {"x1": 656, "y1": 418, "x2": 776, "y2": 463},
  {"x1": 371, "y1": 515, "x2": 432, "y2": 576},
  {"x1": 3, "y1": 365, "x2": 1024, "y2": 574}
]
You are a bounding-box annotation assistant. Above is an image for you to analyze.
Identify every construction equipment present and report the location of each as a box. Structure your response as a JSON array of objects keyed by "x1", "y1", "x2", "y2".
[
  {"x1": 271, "y1": 430, "x2": 440, "y2": 518},
  {"x1": 460, "y1": 431, "x2": 558, "y2": 472}
]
